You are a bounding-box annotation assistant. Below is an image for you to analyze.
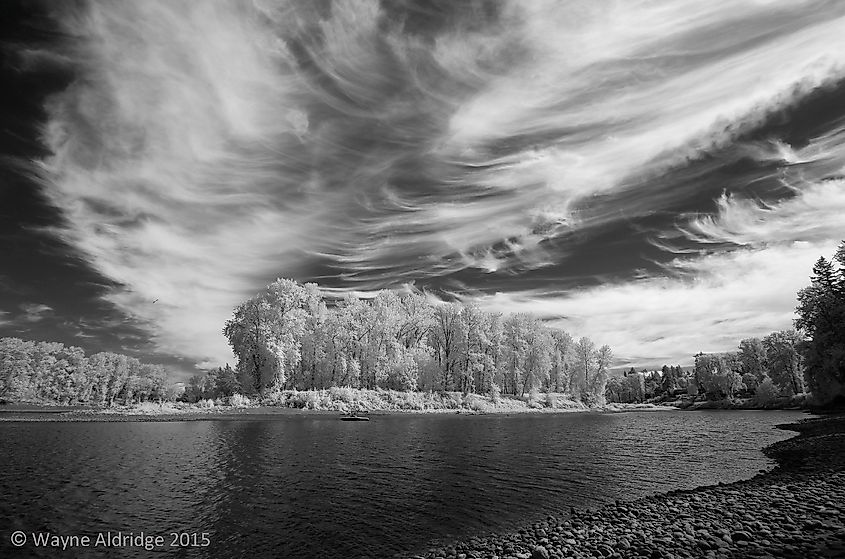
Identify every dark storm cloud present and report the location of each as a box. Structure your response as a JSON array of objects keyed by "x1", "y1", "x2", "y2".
[{"x1": 5, "y1": 0, "x2": 845, "y2": 368}]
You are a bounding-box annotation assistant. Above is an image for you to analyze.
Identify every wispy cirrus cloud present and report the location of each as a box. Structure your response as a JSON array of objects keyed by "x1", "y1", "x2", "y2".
[
  {"x1": 473, "y1": 241, "x2": 836, "y2": 368},
  {"x1": 18, "y1": 303, "x2": 54, "y2": 324},
  {"x1": 473, "y1": 168, "x2": 845, "y2": 366},
  {"x1": 29, "y1": 0, "x2": 845, "y2": 369}
]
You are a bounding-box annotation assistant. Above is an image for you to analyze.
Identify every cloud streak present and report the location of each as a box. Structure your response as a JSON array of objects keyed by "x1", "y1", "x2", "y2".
[
  {"x1": 18, "y1": 303, "x2": 54, "y2": 324},
  {"x1": 473, "y1": 167, "x2": 845, "y2": 366},
  {"x1": 473, "y1": 241, "x2": 839, "y2": 368},
  {"x1": 30, "y1": 0, "x2": 845, "y2": 368}
]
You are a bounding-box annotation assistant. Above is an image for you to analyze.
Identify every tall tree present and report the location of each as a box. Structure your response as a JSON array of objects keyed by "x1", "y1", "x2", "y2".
[
  {"x1": 520, "y1": 320, "x2": 552, "y2": 397},
  {"x1": 223, "y1": 297, "x2": 276, "y2": 394},
  {"x1": 762, "y1": 330, "x2": 804, "y2": 396},
  {"x1": 430, "y1": 303, "x2": 463, "y2": 391},
  {"x1": 573, "y1": 337, "x2": 596, "y2": 400},
  {"x1": 738, "y1": 338, "x2": 767, "y2": 382},
  {"x1": 694, "y1": 352, "x2": 743, "y2": 400},
  {"x1": 223, "y1": 279, "x2": 308, "y2": 395},
  {"x1": 0, "y1": 338, "x2": 35, "y2": 400},
  {"x1": 550, "y1": 330, "x2": 574, "y2": 393},
  {"x1": 796, "y1": 244, "x2": 845, "y2": 403},
  {"x1": 590, "y1": 345, "x2": 612, "y2": 405}
]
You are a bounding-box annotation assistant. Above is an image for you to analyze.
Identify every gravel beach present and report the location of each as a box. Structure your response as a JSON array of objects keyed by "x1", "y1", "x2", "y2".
[{"x1": 410, "y1": 413, "x2": 845, "y2": 559}]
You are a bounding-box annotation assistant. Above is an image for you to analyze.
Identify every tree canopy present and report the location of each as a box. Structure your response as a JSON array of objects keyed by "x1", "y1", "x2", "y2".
[
  {"x1": 220, "y1": 278, "x2": 611, "y2": 403},
  {"x1": 0, "y1": 337, "x2": 169, "y2": 405}
]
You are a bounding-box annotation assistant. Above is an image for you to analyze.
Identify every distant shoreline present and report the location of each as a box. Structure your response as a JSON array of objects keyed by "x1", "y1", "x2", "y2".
[
  {"x1": 0, "y1": 400, "x2": 677, "y2": 422},
  {"x1": 0, "y1": 386, "x2": 810, "y2": 422}
]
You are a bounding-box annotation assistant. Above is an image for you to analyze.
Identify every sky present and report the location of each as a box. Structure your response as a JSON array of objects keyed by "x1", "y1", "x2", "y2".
[{"x1": 2, "y1": 0, "x2": 845, "y2": 379}]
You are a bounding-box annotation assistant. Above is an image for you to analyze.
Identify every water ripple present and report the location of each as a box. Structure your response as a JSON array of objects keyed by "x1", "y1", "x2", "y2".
[{"x1": 0, "y1": 411, "x2": 805, "y2": 559}]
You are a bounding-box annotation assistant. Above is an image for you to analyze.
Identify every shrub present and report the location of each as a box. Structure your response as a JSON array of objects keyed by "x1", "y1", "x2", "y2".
[
  {"x1": 387, "y1": 390, "x2": 403, "y2": 409},
  {"x1": 286, "y1": 390, "x2": 308, "y2": 408},
  {"x1": 555, "y1": 397, "x2": 585, "y2": 410},
  {"x1": 755, "y1": 377, "x2": 779, "y2": 406},
  {"x1": 229, "y1": 393, "x2": 251, "y2": 407},
  {"x1": 449, "y1": 392, "x2": 463, "y2": 409},
  {"x1": 387, "y1": 353, "x2": 419, "y2": 392},
  {"x1": 488, "y1": 383, "x2": 501, "y2": 405},
  {"x1": 387, "y1": 390, "x2": 427, "y2": 410},
  {"x1": 687, "y1": 381, "x2": 699, "y2": 397},
  {"x1": 580, "y1": 389, "x2": 601, "y2": 407},
  {"x1": 196, "y1": 398, "x2": 215, "y2": 409},
  {"x1": 261, "y1": 390, "x2": 285, "y2": 406},
  {"x1": 329, "y1": 386, "x2": 355, "y2": 403},
  {"x1": 742, "y1": 373, "x2": 760, "y2": 393},
  {"x1": 464, "y1": 393, "x2": 490, "y2": 412}
]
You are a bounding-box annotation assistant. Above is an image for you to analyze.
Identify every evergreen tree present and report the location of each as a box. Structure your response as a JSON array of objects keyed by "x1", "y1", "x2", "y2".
[{"x1": 795, "y1": 243, "x2": 845, "y2": 403}]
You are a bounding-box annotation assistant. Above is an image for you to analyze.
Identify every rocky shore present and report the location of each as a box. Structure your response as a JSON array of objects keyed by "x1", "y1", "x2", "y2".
[{"x1": 410, "y1": 413, "x2": 845, "y2": 559}]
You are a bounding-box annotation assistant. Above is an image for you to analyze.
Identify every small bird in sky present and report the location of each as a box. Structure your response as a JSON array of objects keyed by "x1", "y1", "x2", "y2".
[{"x1": 152, "y1": 299, "x2": 159, "y2": 304}]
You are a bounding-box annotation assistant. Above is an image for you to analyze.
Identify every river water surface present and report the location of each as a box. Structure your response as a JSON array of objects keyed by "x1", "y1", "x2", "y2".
[{"x1": 0, "y1": 410, "x2": 806, "y2": 558}]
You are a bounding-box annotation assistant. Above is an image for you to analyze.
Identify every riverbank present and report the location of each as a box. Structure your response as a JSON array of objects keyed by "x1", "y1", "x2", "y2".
[
  {"x1": 409, "y1": 412, "x2": 845, "y2": 559},
  {"x1": 664, "y1": 394, "x2": 808, "y2": 411},
  {"x1": 0, "y1": 390, "x2": 675, "y2": 421}
]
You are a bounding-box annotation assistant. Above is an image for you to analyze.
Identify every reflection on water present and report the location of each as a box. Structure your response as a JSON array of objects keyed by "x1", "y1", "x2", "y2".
[{"x1": 0, "y1": 411, "x2": 805, "y2": 558}]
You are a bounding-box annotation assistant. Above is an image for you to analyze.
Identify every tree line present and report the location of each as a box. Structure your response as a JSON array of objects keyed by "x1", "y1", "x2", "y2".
[
  {"x1": 605, "y1": 365, "x2": 689, "y2": 404},
  {"x1": 606, "y1": 330, "x2": 806, "y2": 405},
  {"x1": 688, "y1": 331, "x2": 804, "y2": 402},
  {"x1": 185, "y1": 279, "x2": 614, "y2": 404},
  {"x1": 689, "y1": 241, "x2": 845, "y2": 405},
  {"x1": 605, "y1": 241, "x2": 845, "y2": 406},
  {"x1": 604, "y1": 329, "x2": 815, "y2": 405},
  {"x1": 0, "y1": 337, "x2": 171, "y2": 405},
  {"x1": 4, "y1": 241, "x2": 841, "y2": 407}
]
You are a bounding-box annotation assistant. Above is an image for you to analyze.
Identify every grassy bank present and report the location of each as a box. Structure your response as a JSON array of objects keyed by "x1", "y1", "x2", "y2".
[
  {"x1": 410, "y1": 412, "x2": 845, "y2": 559},
  {"x1": 0, "y1": 389, "x2": 674, "y2": 421}
]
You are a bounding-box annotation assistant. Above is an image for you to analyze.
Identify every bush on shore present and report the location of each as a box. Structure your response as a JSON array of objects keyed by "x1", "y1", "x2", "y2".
[
  {"x1": 90, "y1": 388, "x2": 626, "y2": 416},
  {"x1": 671, "y1": 393, "x2": 808, "y2": 410},
  {"x1": 80, "y1": 389, "x2": 652, "y2": 416},
  {"x1": 242, "y1": 388, "x2": 588, "y2": 413}
]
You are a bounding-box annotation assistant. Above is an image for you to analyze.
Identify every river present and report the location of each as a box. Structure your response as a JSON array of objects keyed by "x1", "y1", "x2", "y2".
[{"x1": 0, "y1": 410, "x2": 807, "y2": 558}]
